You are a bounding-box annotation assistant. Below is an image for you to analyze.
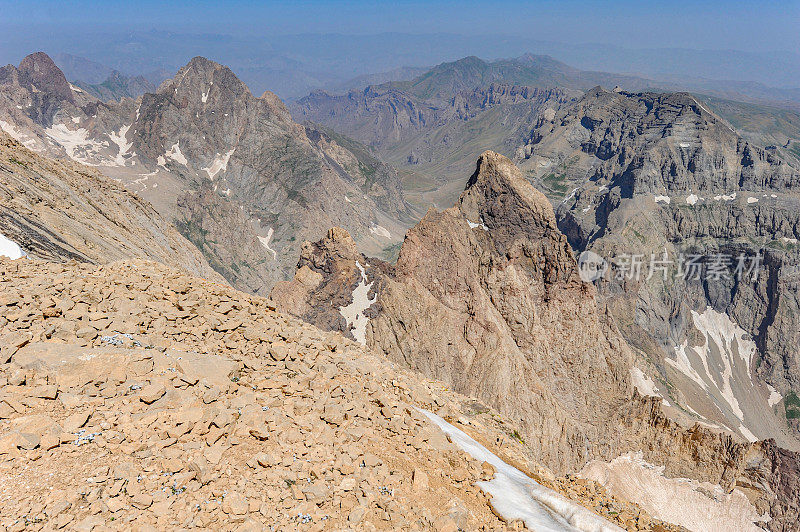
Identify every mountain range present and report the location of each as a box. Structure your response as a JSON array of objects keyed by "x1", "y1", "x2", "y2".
[
  {"x1": 0, "y1": 52, "x2": 415, "y2": 296},
  {"x1": 2, "y1": 44, "x2": 800, "y2": 531}
]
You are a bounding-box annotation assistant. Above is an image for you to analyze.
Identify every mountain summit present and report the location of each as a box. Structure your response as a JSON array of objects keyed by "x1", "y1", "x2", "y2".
[{"x1": 0, "y1": 53, "x2": 415, "y2": 295}]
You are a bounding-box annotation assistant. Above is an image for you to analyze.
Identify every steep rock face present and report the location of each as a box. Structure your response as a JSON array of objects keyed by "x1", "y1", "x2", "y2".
[
  {"x1": 365, "y1": 152, "x2": 635, "y2": 473},
  {"x1": 121, "y1": 57, "x2": 412, "y2": 294},
  {"x1": 276, "y1": 152, "x2": 631, "y2": 471},
  {"x1": 519, "y1": 87, "x2": 800, "y2": 447},
  {"x1": 520, "y1": 88, "x2": 800, "y2": 211},
  {"x1": 274, "y1": 152, "x2": 800, "y2": 530},
  {"x1": 0, "y1": 132, "x2": 222, "y2": 281},
  {"x1": 0, "y1": 53, "x2": 414, "y2": 295},
  {"x1": 271, "y1": 227, "x2": 391, "y2": 335}
]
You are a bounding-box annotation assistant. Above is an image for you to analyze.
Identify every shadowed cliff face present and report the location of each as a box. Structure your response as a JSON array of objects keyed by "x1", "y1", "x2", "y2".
[{"x1": 273, "y1": 151, "x2": 800, "y2": 531}]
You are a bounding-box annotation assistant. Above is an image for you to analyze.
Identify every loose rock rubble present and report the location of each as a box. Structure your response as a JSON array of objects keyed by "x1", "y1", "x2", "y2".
[{"x1": 0, "y1": 258, "x2": 680, "y2": 531}]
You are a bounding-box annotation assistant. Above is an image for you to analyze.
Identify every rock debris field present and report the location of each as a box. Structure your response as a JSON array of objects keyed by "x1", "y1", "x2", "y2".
[{"x1": 0, "y1": 258, "x2": 679, "y2": 531}]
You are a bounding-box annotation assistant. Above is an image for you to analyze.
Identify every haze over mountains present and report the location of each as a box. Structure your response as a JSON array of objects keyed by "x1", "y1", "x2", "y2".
[
  {"x1": 2, "y1": 20, "x2": 800, "y2": 529},
  {"x1": 2, "y1": 30, "x2": 799, "y2": 101}
]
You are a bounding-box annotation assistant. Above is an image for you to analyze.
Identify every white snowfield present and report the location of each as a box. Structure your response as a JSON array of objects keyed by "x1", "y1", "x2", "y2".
[
  {"x1": 338, "y1": 261, "x2": 376, "y2": 345},
  {"x1": 0, "y1": 120, "x2": 40, "y2": 151},
  {"x1": 629, "y1": 367, "x2": 660, "y2": 398},
  {"x1": 107, "y1": 124, "x2": 132, "y2": 167},
  {"x1": 369, "y1": 224, "x2": 391, "y2": 239},
  {"x1": 581, "y1": 452, "x2": 768, "y2": 532},
  {"x1": 45, "y1": 123, "x2": 107, "y2": 166},
  {"x1": 654, "y1": 195, "x2": 671, "y2": 204},
  {"x1": 767, "y1": 384, "x2": 782, "y2": 407},
  {"x1": 685, "y1": 193, "x2": 699, "y2": 205},
  {"x1": 667, "y1": 307, "x2": 766, "y2": 442},
  {"x1": 159, "y1": 142, "x2": 188, "y2": 167},
  {"x1": 467, "y1": 218, "x2": 489, "y2": 231},
  {"x1": 257, "y1": 227, "x2": 278, "y2": 260},
  {"x1": 203, "y1": 148, "x2": 235, "y2": 180},
  {"x1": 419, "y1": 409, "x2": 623, "y2": 532},
  {"x1": 713, "y1": 192, "x2": 736, "y2": 201},
  {"x1": 0, "y1": 232, "x2": 25, "y2": 260}
]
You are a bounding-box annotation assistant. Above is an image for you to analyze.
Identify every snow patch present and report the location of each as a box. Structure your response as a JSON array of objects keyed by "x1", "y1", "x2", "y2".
[
  {"x1": 781, "y1": 237, "x2": 798, "y2": 244},
  {"x1": 686, "y1": 193, "x2": 699, "y2": 205},
  {"x1": 713, "y1": 192, "x2": 736, "y2": 201},
  {"x1": 747, "y1": 197, "x2": 758, "y2": 204},
  {"x1": 767, "y1": 385, "x2": 782, "y2": 407},
  {"x1": 44, "y1": 123, "x2": 105, "y2": 165},
  {"x1": 344, "y1": 195, "x2": 352, "y2": 203},
  {"x1": 107, "y1": 124, "x2": 132, "y2": 166},
  {"x1": 164, "y1": 142, "x2": 188, "y2": 166},
  {"x1": 561, "y1": 187, "x2": 579, "y2": 205},
  {"x1": 667, "y1": 307, "x2": 759, "y2": 439},
  {"x1": 581, "y1": 452, "x2": 768, "y2": 532},
  {"x1": 467, "y1": 218, "x2": 489, "y2": 231},
  {"x1": 419, "y1": 409, "x2": 623, "y2": 532},
  {"x1": 257, "y1": 227, "x2": 278, "y2": 260},
  {"x1": 69, "y1": 84, "x2": 83, "y2": 93},
  {"x1": 0, "y1": 120, "x2": 40, "y2": 151},
  {"x1": 630, "y1": 367, "x2": 660, "y2": 398},
  {"x1": 0, "y1": 232, "x2": 25, "y2": 260},
  {"x1": 654, "y1": 195, "x2": 671, "y2": 204},
  {"x1": 738, "y1": 424, "x2": 758, "y2": 442},
  {"x1": 201, "y1": 89, "x2": 209, "y2": 103},
  {"x1": 369, "y1": 224, "x2": 391, "y2": 239},
  {"x1": 203, "y1": 148, "x2": 235, "y2": 180},
  {"x1": 339, "y1": 261, "x2": 376, "y2": 345}
]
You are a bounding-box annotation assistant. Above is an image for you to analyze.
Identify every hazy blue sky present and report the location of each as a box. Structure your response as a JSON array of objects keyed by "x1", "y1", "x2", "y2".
[{"x1": 2, "y1": 0, "x2": 798, "y2": 52}]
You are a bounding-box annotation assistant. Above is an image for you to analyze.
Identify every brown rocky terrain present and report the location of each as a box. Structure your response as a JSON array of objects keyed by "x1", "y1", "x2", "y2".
[
  {"x1": 0, "y1": 131, "x2": 221, "y2": 282},
  {"x1": 273, "y1": 151, "x2": 800, "y2": 530},
  {"x1": 0, "y1": 257, "x2": 685, "y2": 531}
]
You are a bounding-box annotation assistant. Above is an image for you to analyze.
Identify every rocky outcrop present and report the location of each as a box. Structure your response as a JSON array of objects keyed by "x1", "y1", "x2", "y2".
[
  {"x1": 275, "y1": 151, "x2": 800, "y2": 530},
  {"x1": 0, "y1": 257, "x2": 682, "y2": 531},
  {"x1": 0, "y1": 132, "x2": 222, "y2": 282}
]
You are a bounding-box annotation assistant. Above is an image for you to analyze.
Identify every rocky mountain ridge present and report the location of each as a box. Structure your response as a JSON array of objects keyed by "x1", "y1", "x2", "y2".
[
  {"x1": 0, "y1": 52, "x2": 415, "y2": 295},
  {"x1": 515, "y1": 87, "x2": 800, "y2": 446},
  {"x1": 74, "y1": 70, "x2": 156, "y2": 102},
  {"x1": 0, "y1": 257, "x2": 685, "y2": 531},
  {"x1": 0, "y1": 131, "x2": 222, "y2": 282},
  {"x1": 272, "y1": 151, "x2": 800, "y2": 531},
  {"x1": 295, "y1": 55, "x2": 800, "y2": 208}
]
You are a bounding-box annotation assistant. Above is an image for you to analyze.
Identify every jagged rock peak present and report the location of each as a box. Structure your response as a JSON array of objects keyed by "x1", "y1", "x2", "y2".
[
  {"x1": 300, "y1": 227, "x2": 361, "y2": 262},
  {"x1": 260, "y1": 89, "x2": 292, "y2": 120},
  {"x1": 17, "y1": 52, "x2": 74, "y2": 103},
  {"x1": 459, "y1": 150, "x2": 557, "y2": 233},
  {"x1": 161, "y1": 56, "x2": 250, "y2": 99}
]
